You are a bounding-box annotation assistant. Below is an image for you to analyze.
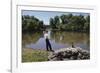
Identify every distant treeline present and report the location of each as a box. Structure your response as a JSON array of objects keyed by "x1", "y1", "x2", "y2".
[
  {"x1": 22, "y1": 14, "x2": 90, "y2": 32},
  {"x1": 50, "y1": 14, "x2": 90, "y2": 32},
  {"x1": 22, "y1": 15, "x2": 44, "y2": 32}
]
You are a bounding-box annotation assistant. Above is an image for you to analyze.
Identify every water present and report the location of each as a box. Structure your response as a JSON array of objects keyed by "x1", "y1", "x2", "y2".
[{"x1": 22, "y1": 31, "x2": 90, "y2": 51}]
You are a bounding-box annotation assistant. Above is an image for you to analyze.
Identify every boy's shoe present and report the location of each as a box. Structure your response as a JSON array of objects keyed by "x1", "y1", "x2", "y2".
[{"x1": 50, "y1": 50, "x2": 54, "y2": 52}]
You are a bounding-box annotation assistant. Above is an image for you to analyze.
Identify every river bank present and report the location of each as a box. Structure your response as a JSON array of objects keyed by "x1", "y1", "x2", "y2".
[
  {"x1": 22, "y1": 48, "x2": 48, "y2": 62},
  {"x1": 22, "y1": 47, "x2": 90, "y2": 62}
]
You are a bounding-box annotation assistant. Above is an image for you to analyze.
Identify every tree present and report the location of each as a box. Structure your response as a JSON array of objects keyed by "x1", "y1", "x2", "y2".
[
  {"x1": 60, "y1": 14, "x2": 68, "y2": 24},
  {"x1": 50, "y1": 18, "x2": 56, "y2": 29},
  {"x1": 54, "y1": 16, "x2": 60, "y2": 29},
  {"x1": 84, "y1": 15, "x2": 90, "y2": 32},
  {"x1": 39, "y1": 21, "x2": 44, "y2": 30},
  {"x1": 22, "y1": 15, "x2": 44, "y2": 32}
]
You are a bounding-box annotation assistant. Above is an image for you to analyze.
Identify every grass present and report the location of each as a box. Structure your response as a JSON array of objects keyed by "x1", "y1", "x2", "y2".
[{"x1": 22, "y1": 48, "x2": 48, "y2": 62}]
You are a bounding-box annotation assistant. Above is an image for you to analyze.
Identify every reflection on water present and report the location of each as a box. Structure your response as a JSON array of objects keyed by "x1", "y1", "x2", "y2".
[{"x1": 22, "y1": 31, "x2": 90, "y2": 51}]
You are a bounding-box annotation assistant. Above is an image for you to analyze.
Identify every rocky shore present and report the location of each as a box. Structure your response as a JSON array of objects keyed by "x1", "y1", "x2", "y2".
[{"x1": 48, "y1": 47, "x2": 90, "y2": 61}]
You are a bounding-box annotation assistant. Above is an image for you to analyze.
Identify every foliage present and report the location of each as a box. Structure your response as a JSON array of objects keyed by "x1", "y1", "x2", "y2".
[
  {"x1": 50, "y1": 14, "x2": 90, "y2": 32},
  {"x1": 22, "y1": 14, "x2": 90, "y2": 32},
  {"x1": 22, "y1": 15, "x2": 44, "y2": 32}
]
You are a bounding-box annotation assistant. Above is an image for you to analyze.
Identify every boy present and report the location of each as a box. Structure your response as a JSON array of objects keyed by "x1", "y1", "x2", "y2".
[{"x1": 44, "y1": 30, "x2": 54, "y2": 52}]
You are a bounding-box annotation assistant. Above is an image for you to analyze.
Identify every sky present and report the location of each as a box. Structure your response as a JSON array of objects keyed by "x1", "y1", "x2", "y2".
[{"x1": 22, "y1": 10, "x2": 89, "y2": 25}]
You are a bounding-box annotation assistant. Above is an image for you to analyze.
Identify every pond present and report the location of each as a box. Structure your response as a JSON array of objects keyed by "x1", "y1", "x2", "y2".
[{"x1": 22, "y1": 31, "x2": 90, "y2": 51}]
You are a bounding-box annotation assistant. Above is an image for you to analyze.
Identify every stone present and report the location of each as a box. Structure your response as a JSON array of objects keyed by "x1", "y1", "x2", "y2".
[{"x1": 48, "y1": 47, "x2": 90, "y2": 61}]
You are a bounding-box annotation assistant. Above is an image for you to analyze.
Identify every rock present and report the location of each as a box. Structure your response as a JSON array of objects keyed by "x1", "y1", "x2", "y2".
[{"x1": 48, "y1": 47, "x2": 90, "y2": 61}]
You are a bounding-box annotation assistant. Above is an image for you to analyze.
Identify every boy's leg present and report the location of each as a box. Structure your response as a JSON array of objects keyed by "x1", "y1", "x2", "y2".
[
  {"x1": 46, "y1": 40, "x2": 49, "y2": 51},
  {"x1": 48, "y1": 41, "x2": 53, "y2": 51}
]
